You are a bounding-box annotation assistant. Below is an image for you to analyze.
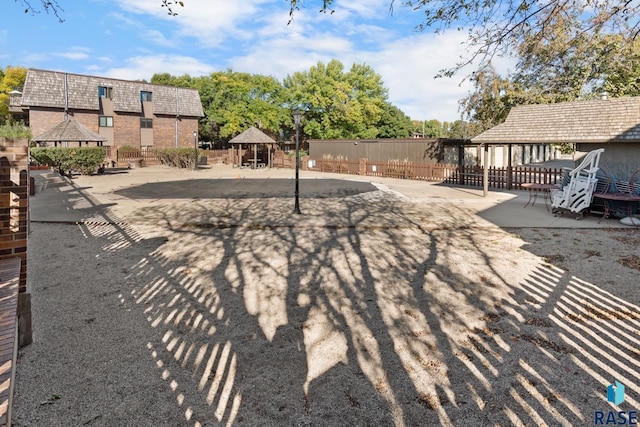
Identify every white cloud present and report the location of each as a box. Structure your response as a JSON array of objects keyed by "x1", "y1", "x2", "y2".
[
  {"x1": 333, "y1": 0, "x2": 393, "y2": 19},
  {"x1": 18, "y1": 52, "x2": 52, "y2": 64},
  {"x1": 9, "y1": 1, "x2": 517, "y2": 123},
  {"x1": 218, "y1": 8, "x2": 495, "y2": 121},
  {"x1": 113, "y1": 0, "x2": 270, "y2": 48},
  {"x1": 142, "y1": 29, "x2": 174, "y2": 47},
  {"x1": 102, "y1": 54, "x2": 216, "y2": 80},
  {"x1": 54, "y1": 51, "x2": 90, "y2": 60}
]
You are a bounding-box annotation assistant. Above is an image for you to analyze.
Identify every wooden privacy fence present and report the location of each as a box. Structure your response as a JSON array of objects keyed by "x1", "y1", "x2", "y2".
[{"x1": 304, "y1": 158, "x2": 565, "y2": 190}]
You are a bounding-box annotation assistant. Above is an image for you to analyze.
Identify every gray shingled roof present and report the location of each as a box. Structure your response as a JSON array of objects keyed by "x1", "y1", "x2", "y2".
[
  {"x1": 229, "y1": 126, "x2": 276, "y2": 144},
  {"x1": 32, "y1": 117, "x2": 107, "y2": 142},
  {"x1": 472, "y1": 97, "x2": 640, "y2": 144},
  {"x1": 21, "y1": 69, "x2": 204, "y2": 117}
]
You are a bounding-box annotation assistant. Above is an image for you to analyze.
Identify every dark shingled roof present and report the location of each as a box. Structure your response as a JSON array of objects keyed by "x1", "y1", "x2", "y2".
[
  {"x1": 32, "y1": 117, "x2": 107, "y2": 142},
  {"x1": 472, "y1": 97, "x2": 640, "y2": 144},
  {"x1": 21, "y1": 69, "x2": 204, "y2": 117},
  {"x1": 229, "y1": 126, "x2": 276, "y2": 144}
]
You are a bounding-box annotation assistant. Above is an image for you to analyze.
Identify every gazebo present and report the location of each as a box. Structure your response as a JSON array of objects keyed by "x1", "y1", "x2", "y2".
[
  {"x1": 229, "y1": 126, "x2": 277, "y2": 168},
  {"x1": 32, "y1": 117, "x2": 107, "y2": 147}
]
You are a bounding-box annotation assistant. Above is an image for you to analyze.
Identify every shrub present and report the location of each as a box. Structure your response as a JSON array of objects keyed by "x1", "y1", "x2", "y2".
[
  {"x1": 155, "y1": 148, "x2": 200, "y2": 168},
  {"x1": 287, "y1": 149, "x2": 308, "y2": 157},
  {"x1": 0, "y1": 122, "x2": 31, "y2": 139},
  {"x1": 118, "y1": 145, "x2": 139, "y2": 153},
  {"x1": 31, "y1": 147, "x2": 106, "y2": 175}
]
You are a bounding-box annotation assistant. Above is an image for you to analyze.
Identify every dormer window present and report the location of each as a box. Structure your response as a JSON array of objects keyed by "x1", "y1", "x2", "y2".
[
  {"x1": 99, "y1": 86, "x2": 113, "y2": 99},
  {"x1": 140, "y1": 91, "x2": 153, "y2": 102}
]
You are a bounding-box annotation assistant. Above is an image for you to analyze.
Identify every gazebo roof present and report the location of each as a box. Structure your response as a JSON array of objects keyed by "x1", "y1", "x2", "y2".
[
  {"x1": 33, "y1": 117, "x2": 107, "y2": 142},
  {"x1": 229, "y1": 126, "x2": 276, "y2": 144}
]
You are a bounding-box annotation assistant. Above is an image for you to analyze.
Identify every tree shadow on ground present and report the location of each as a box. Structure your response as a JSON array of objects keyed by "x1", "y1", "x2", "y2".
[
  {"x1": 114, "y1": 179, "x2": 378, "y2": 200},
  {"x1": 18, "y1": 179, "x2": 640, "y2": 426}
]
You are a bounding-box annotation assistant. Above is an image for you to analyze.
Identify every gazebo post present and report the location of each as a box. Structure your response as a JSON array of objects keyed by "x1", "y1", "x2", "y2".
[
  {"x1": 483, "y1": 144, "x2": 489, "y2": 197},
  {"x1": 253, "y1": 144, "x2": 257, "y2": 169}
]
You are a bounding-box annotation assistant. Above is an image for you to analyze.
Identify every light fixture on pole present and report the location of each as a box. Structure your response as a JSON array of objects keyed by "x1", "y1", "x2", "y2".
[
  {"x1": 193, "y1": 130, "x2": 198, "y2": 170},
  {"x1": 293, "y1": 109, "x2": 302, "y2": 214}
]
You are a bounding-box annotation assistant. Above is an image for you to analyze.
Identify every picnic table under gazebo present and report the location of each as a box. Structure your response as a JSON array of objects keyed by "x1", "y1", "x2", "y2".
[{"x1": 229, "y1": 126, "x2": 277, "y2": 169}]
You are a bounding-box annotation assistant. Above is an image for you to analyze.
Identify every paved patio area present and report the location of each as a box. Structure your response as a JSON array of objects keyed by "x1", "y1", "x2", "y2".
[
  {"x1": 12, "y1": 165, "x2": 638, "y2": 426},
  {"x1": 29, "y1": 164, "x2": 630, "y2": 229}
]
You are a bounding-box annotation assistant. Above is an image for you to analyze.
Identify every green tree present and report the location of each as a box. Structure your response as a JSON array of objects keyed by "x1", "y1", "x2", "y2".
[
  {"x1": 592, "y1": 36, "x2": 640, "y2": 98},
  {"x1": 460, "y1": 31, "x2": 640, "y2": 131},
  {"x1": 0, "y1": 66, "x2": 27, "y2": 124},
  {"x1": 376, "y1": 103, "x2": 413, "y2": 138},
  {"x1": 150, "y1": 72, "x2": 193, "y2": 88},
  {"x1": 418, "y1": 119, "x2": 447, "y2": 138},
  {"x1": 446, "y1": 120, "x2": 482, "y2": 139},
  {"x1": 198, "y1": 70, "x2": 289, "y2": 141},
  {"x1": 283, "y1": 59, "x2": 387, "y2": 139},
  {"x1": 459, "y1": 66, "x2": 516, "y2": 131}
]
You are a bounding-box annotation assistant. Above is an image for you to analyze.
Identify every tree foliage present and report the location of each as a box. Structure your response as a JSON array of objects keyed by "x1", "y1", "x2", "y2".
[
  {"x1": 376, "y1": 103, "x2": 413, "y2": 138},
  {"x1": 412, "y1": 119, "x2": 449, "y2": 138},
  {"x1": 0, "y1": 66, "x2": 27, "y2": 124},
  {"x1": 196, "y1": 70, "x2": 290, "y2": 141},
  {"x1": 460, "y1": 31, "x2": 640, "y2": 133},
  {"x1": 283, "y1": 59, "x2": 388, "y2": 139},
  {"x1": 150, "y1": 73, "x2": 193, "y2": 88},
  {"x1": 0, "y1": 121, "x2": 30, "y2": 139}
]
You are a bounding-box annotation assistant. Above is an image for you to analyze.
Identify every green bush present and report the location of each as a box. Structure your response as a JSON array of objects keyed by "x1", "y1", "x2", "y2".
[
  {"x1": 155, "y1": 148, "x2": 200, "y2": 168},
  {"x1": 287, "y1": 149, "x2": 308, "y2": 157},
  {"x1": 0, "y1": 122, "x2": 31, "y2": 139},
  {"x1": 31, "y1": 147, "x2": 106, "y2": 175},
  {"x1": 118, "y1": 145, "x2": 139, "y2": 153}
]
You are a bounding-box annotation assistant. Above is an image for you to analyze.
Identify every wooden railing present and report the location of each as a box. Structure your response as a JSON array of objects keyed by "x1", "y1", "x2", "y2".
[
  {"x1": 117, "y1": 150, "x2": 159, "y2": 163},
  {"x1": 302, "y1": 158, "x2": 564, "y2": 190}
]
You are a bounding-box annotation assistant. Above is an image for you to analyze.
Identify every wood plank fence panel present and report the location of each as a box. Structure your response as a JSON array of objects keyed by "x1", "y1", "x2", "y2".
[{"x1": 303, "y1": 158, "x2": 564, "y2": 189}]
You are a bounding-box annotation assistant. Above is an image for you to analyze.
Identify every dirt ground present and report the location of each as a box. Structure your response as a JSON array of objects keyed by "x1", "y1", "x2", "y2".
[{"x1": 12, "y1": 176, "x2": 640, "y2": 426}]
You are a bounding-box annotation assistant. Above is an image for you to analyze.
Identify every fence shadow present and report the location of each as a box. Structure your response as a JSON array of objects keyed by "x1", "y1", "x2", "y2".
[{"x1": 17, "y1": 178, "x2": 640, "y2": 426}]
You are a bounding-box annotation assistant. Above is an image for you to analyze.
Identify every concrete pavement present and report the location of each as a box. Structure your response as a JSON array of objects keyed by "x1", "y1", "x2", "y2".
[{"x1": 28, "y1": 164, "x2": 632, "y2": 228}]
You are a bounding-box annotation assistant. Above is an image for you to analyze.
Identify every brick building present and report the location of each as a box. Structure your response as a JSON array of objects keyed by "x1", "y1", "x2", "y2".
[{"x1": 11, "y1": 69, "x2": 204, "y2": 150}]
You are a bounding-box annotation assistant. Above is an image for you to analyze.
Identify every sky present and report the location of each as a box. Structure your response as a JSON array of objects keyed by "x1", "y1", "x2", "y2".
[{"x1": 1, "y1": 0, "x2": 515, "y2": 122}]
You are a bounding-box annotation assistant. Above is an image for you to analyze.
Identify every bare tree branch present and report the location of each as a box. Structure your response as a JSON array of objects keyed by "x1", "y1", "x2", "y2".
[{"x1": 14, "y1": 0, "x2": 185, "y2": 22}]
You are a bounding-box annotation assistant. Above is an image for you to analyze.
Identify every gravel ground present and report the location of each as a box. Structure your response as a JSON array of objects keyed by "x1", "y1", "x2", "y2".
[{"x1": 12, "y1": 176, "x2": 640, "y2": 426}]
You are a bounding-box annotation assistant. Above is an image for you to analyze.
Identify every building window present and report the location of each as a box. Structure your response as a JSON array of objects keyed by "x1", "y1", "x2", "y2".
[
  {"x1": 99, "y1": 116, "x2": 113, "y2": 127},
  {"x1": 140, "y1": 91, "x2": 153, "y2": 102},
  {"x1": 99, "y1": 86, "x2": 113, "y2": 99},
  {"x1": 141, "y1": 118, "x2": 153, "y2": 129}
]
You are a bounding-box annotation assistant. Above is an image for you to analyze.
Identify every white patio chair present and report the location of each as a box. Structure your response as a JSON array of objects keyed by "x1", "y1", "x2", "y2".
[{"x1": 551, "y1": 148, "x2": 604, "y2": 216}]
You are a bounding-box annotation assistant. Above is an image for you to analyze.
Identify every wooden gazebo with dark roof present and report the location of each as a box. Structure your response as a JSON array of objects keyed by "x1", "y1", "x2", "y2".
[
  {"x1": 32, "y1": 116, "x2": 107, "y2": 147},
  {"x1": 229, "y1": 126, "x2": 277, "y2": 168}
]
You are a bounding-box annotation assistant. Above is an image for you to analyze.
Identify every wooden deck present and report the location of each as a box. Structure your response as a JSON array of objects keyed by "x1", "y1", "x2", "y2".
[{"x1": 0, "y1": 258, "x2": 21, "y2": 426}]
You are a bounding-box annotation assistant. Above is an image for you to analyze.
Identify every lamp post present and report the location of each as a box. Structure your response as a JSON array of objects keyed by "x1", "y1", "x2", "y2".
[
  {"x1": 193, "y1": 130, "x2": 198, "y2": 170},
  {"x1": 293, "y1": 109, "x2": 302, "y2": 214}
]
